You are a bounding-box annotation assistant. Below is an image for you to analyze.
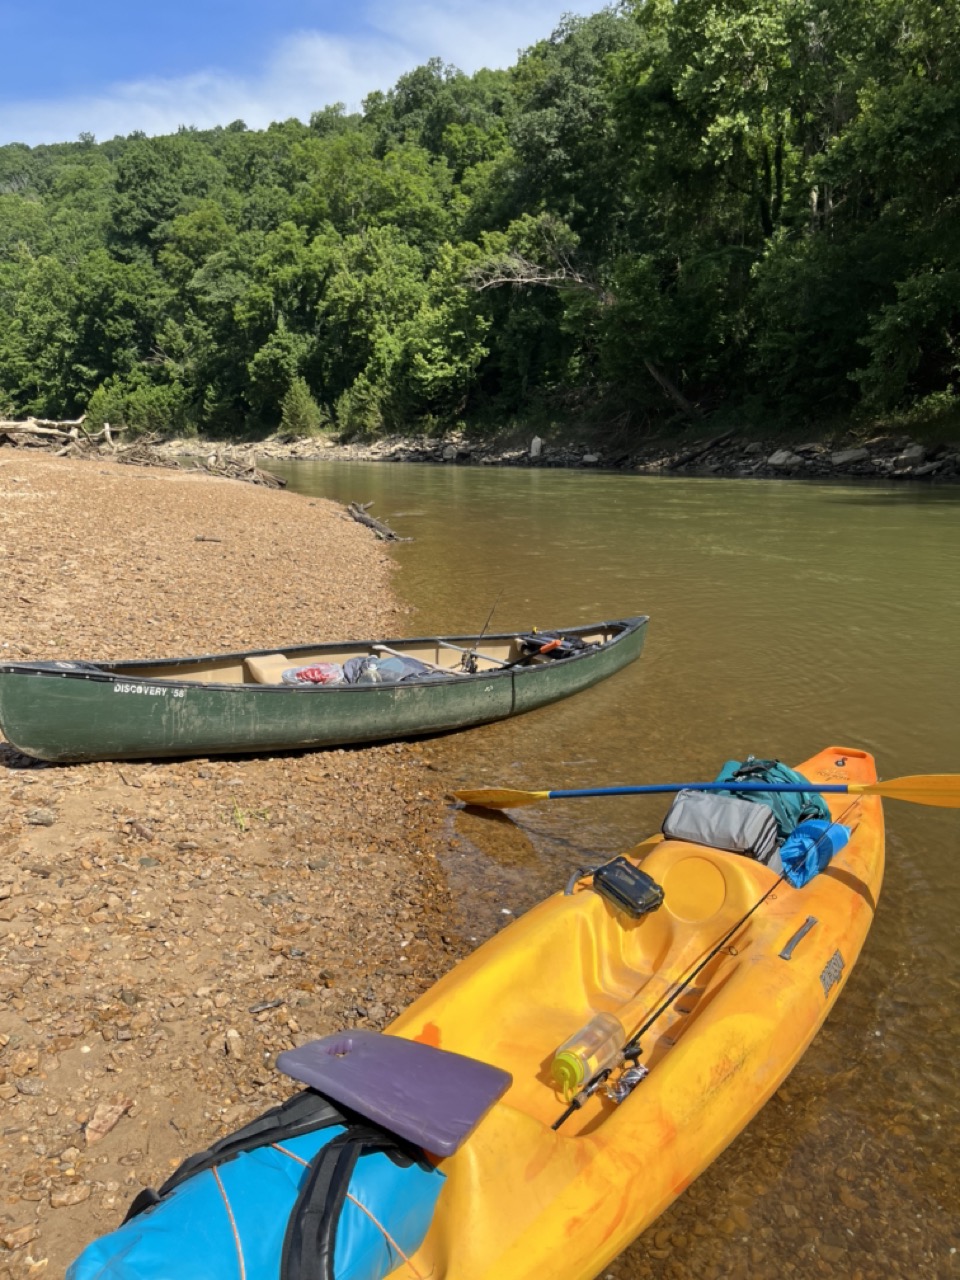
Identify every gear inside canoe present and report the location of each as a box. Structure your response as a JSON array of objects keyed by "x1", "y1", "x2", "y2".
[{"x1": 0, "y1": 616, "x2": 647, "y2": 762}]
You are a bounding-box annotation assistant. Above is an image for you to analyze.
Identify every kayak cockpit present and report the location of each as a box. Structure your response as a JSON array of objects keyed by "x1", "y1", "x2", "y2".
[{"x1": 391, "y1": 838, "x2": 779, "y2": 1136}]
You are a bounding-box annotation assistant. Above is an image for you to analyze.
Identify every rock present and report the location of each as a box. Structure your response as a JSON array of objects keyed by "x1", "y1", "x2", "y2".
[
  {"x1": 838, "y1": 1184, "x2": 869, "y2": 1211},
  {"x1": 743, "y1": 442, "x2": 764, "y2": 455},
  {"x1": 441, "y1": 444, "x2": 457, "y2": 461},
  {"x1": 830, "y1": 447, "x2": 871, "y2": 466},
  {"x1": 49, "y1": 1184, "x2": 91, "y2": 1209},
  {"x1": 530, "y1": 436, "x2": 543, "y2": 458},
  {"x1": 24, "y1": 808, "x2": 57, "y2": 826},
  {"x1": 895, "y1": 442, "x2": 926, "y2": 466},
  {"x1": 818, "y1": 1243, "x2": 847, "y2": 1265},
  {"x1": 767, "y1": 450, "x2": 804, "y2": 471},
  {"x1": 85, "y1": 1099, "x2": 133, "y2": 1145},
  {"x1": 581, "y1": 454, "x2": 599, "y2": 465},
  {"x1": 913, "y1": 461, "x2": 943, "y2": 477},
  {"x1": 1, "y1": 1225, "x2": 40, "y2": 1250}
]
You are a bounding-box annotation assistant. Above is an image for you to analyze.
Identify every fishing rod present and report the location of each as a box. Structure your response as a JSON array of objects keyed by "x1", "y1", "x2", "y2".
[
  {"x1": 551, "y1": 801, "x2": 860, "y2": 1130},
  {"x1": 459, "y1": 588, "x2": 503, "y2": 673},
  {"x1": 551, "y1": 880, "x2": 780, "y2": 1130}
]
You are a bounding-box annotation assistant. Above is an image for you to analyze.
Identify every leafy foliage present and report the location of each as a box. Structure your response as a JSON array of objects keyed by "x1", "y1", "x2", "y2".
[
  {"x1": 279, "y1": 375, "x2": 327, "y2": 438},
  {"x1": 0, "y1": 2, "x2": 956, "y2": 439}
]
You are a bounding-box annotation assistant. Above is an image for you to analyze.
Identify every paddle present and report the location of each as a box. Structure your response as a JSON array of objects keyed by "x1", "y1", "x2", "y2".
[{"x1": 453, "y1": 774, "x2": 960, "y2": 810}]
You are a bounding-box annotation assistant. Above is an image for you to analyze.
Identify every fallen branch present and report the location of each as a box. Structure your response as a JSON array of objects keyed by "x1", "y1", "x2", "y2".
[
  {"x1": 0, "y1": 416, "x2": 283, "y2": 487},
  {"x1": 346, "y1": 501, "x2": 411, "y2": 541},
  {"x1": 666, "y1": 430, "x2": 735, "y2": 469},
  {"x1": 0, "y1": 416, "x2": 123, "y2": 448},
  {"x1": 195, "y1": 445, "x2": 286, "y2": 489}
]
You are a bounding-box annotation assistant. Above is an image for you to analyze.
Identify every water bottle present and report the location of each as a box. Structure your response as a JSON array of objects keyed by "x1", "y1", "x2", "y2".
[{"x1": 551, "y1": 1012, "x2": 625, "y2": 1099}]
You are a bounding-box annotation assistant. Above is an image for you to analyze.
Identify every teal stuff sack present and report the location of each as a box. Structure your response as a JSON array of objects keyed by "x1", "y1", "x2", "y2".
[
  {"x1": 714, "y1": 756, "x2": 831, "y2": 842},
  {"x1": 779, "y1": 819, "x2": 852, "y2": 888},
  {"x1": 66, "y1": 1090, "x2": 444, "y2": 1280}
]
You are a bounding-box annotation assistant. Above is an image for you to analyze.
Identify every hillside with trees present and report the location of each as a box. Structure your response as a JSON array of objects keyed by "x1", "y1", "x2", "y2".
[{"x1": 0, "y1": 0, "x2": 957, "y2": 443}]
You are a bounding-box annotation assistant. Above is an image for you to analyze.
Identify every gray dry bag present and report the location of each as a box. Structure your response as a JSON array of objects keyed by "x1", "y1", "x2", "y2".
[{"x1": 662, "y1": 789, "x2": 782, "y2": 870}]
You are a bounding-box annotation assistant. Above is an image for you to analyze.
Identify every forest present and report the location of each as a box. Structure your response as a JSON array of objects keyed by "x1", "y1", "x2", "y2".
[{"x1": 0, "y1": 0, "x2": 956, "y2": 444}]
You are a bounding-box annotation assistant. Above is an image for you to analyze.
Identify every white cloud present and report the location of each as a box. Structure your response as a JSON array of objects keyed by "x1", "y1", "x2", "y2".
[{"x1": 0, "y1": 1, "x2": 603, "y2": 147}]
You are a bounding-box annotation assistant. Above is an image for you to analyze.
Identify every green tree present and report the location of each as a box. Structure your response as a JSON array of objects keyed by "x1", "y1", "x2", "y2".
[{"x1": 279, "y1": 375, "x2": 327, "y2": 437}]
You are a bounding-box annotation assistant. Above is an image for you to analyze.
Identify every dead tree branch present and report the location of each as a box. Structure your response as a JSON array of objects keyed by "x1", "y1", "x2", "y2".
[{"x1": 466, "y1": 254, "x2": 701, "y2": 421}]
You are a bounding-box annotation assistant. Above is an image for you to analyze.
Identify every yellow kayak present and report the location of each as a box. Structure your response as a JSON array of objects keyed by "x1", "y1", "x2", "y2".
[{"x1": 385, "y1": 746, "x2": 884, "y2": 1279}]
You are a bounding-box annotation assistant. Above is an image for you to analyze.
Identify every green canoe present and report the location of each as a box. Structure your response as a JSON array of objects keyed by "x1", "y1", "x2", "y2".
[{"x1": 0, "y1": 616, "x2": 648, "y2": 763}]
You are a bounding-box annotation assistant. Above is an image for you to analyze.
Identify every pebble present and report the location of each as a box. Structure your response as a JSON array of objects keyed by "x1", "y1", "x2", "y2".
[
  {"x1": 1, "y1": 1225, "x2": 40, "y2": 1250},
  {"x1": 24, "y1": 809, "x2": 57, "y2": 827},
  {"x1": 0, "y1": 454, "x2": 464, "y2": 1278},
  {"x1": 49, "y1": 1185, "x2": 91, "y2": 1209}
]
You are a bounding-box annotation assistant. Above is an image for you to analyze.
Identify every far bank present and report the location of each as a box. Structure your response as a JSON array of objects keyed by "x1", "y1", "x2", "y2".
[{"x1": 155, "y1": 426, "x2": 960, "y2": 484}]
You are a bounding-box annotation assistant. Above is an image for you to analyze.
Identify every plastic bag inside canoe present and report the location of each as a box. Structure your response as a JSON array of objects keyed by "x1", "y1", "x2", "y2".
[
  {"x1": 342, "y1": 656, "x2": 447, "y2": 684},
  {"x1": 282, "y1": 663, "x2": 345, "y2": 685},
  {"x1": 779, "y1": 820, "x2": 852, "y2": 888}
]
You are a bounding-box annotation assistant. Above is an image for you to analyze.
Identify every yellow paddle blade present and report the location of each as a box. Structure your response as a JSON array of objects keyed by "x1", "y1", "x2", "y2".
[
  {"x1": 853, "y1": 774, "x2": 960, "y2": 807},
  {"x1": 453, "y1": 787, "x2": 550, "y2": 809}
]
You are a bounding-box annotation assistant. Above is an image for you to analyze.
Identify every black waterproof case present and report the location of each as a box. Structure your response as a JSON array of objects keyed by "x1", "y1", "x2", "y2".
[{"x1": 592, "y1": 857, "x2": 664, "y2": 918}]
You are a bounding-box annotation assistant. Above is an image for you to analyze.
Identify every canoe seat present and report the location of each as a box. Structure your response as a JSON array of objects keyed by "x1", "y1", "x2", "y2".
[{"x1": 244, "y1": 653, "x2": 290, "y2": 684}]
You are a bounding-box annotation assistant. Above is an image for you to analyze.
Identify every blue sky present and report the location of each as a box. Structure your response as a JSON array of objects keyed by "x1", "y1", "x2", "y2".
[{"x1": 0, "y1": 0, "x2": 604, "y2": 147}]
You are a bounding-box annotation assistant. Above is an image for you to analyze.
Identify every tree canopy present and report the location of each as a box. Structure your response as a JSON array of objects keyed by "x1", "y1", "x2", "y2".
[{"x1": 1, "y1": 1, "x2": 956, "y2": 439}]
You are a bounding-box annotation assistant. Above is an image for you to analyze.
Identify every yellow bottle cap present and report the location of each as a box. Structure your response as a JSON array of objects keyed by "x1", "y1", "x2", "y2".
[{"x1": 552, "y1": 1051, "x2": 584, "y2": 1096}]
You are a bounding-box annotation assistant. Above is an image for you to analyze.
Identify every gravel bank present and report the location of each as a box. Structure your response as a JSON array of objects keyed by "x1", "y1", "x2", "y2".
[{"x1": 0, "y1": 454, "x2": 464, "y2": 1276}]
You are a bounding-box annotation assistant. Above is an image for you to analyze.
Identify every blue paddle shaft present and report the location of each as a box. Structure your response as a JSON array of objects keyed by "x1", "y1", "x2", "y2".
[{"x1": 547, "y1": 782, "x2": 849, "y2": 799}]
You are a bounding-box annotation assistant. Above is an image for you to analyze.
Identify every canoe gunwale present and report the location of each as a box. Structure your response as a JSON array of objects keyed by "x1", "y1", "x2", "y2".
[
  {"x1": 0, "y1": 616, "x2": 648, "y2": 761},
  {"x1": 0, "y1": 615, "x2": 649, "y2": 694}
]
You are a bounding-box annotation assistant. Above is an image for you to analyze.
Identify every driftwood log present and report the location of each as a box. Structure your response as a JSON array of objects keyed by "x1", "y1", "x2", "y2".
[
  {"x1": 195, "y1": 445, "x2": 286, "y2": 489},
  {"x1": 0, "y1": 418, "x2": 285, "y2": 488},
  {"x1": 666, "y1": 430, "x2": 735, "y2": 470},
  {"x1": 0, "y1": 416, "x2": 123, "y2": 455},
  {"x1": 346, "y1": 501, "x2": 411, "y2": 541}
]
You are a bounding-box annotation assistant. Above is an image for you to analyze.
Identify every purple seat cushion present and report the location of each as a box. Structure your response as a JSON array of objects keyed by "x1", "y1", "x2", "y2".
[{"x1": 276, "y1": 1029, "x2": 512, "y2": 1157}]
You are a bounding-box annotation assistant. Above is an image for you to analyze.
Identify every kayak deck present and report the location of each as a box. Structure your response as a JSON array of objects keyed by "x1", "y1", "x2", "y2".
[{"x1": 387, "y1": 747, "x2": 884, "y2": 1280}]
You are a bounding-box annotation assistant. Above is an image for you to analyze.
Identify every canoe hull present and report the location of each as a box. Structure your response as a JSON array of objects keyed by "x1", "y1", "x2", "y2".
[
  {"x1": 386, "y1": 746, "x2": 884, "y2": 1280},
  {"x1": 0, "y1": 617, "x2": 647, "y2": 762}
]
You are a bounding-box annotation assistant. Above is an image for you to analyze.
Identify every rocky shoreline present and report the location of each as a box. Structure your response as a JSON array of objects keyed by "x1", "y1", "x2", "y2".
[
  {"x1": 152, "y1": 427, "x2": 960, "y2": 483},
  {"x1": 0, "y1": 455, "x2": 466, "y2": 1277}
]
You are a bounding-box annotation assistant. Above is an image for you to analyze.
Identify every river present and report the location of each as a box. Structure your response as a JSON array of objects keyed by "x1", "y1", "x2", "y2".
[{"x1": 270, "y1": 459, "x2": 959, "y2": 1280}]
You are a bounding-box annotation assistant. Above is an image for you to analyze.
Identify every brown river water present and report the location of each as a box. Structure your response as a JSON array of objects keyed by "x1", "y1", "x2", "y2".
[{"x1": 271, "y1": 460, "x2": 959, "y2": 1280}]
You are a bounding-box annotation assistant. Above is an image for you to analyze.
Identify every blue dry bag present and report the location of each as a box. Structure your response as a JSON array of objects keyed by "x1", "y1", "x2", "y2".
[
  {"x1": 66, "y1": 1089, "x2": 444, "y2": 1280},
  {"x1": 778, "y1": 819, "x2": 852, "y2": 888}
]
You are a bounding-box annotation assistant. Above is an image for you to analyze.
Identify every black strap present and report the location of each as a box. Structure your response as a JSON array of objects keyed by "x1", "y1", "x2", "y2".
[
  {"x1": 281, "y1": 1131, "x2": 360, "y2": 1280},
  {"x1": 731, "y1": 757, "x2": 779, "y2": 780},
  {"x1": 122, "y1": 1091, "x2": 436, "y2": 1279},
  {"x1": 123, "y1": 1090, "x2": 345, "y2": 1223},
  {"x1": 281, "y1": 1125, "x2": 428, "y2": 1280}
]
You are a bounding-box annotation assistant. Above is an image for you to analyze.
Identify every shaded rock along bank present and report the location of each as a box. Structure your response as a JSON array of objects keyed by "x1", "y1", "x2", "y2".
[{"x1": 157, "y1": 429, "x2": 960, "y2": 482}]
